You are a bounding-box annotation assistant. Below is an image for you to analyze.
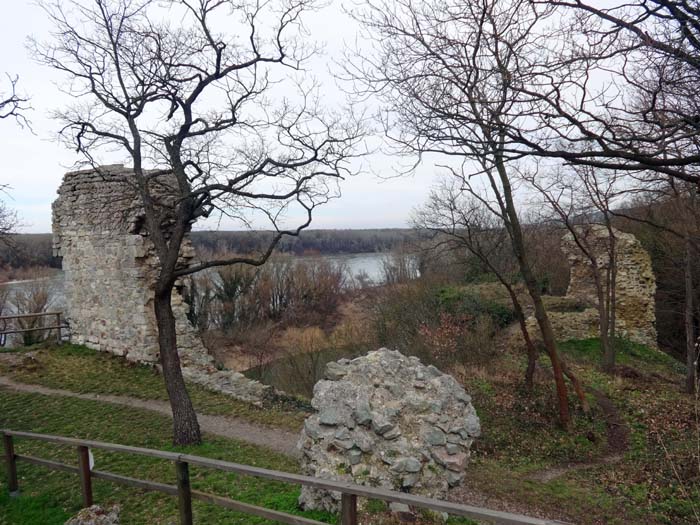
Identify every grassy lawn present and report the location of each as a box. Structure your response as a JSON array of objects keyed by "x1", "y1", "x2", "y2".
[
  {"x1": 0, "y1": 389, "x2": 477, "y2": 525},
  {"x1": 0, "y1": 344, "x2": 306, "y2": 431},
  {"x1": 1, "y1": 339, "x2": 698, "y2": 524},
  {"x1": 0, "y1": 389, "x2": 332, "y2": 525}
]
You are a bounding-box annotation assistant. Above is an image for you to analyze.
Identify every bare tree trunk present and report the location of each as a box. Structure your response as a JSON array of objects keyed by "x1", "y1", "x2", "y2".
[
  {"x1": 561, "y1": 360, "x2": 590, "y2": 413},
  {"x1": 603, "y1": 227, "x2": 618, "y2": 372},
  {"x1": 598, "y1": 279, "x2": 614, "y2": 373},
  {"x1": 506, "y1": 287, "x2": 538, "y2": 391},
  {"x1": 495, "y1": 159, "x2": 571, "y2": 427},
  {"x1": 684, "y1": 234, "x2": 697, "y2": 394},
  {"x1": 154, "y1": 285, "x2": 202, "y2": 446}
]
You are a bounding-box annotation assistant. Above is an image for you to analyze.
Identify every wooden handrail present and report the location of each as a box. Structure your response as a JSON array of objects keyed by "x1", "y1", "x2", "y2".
[
  {"x1": 0, "y1": 312, "x2": 64, "y2": 320},
  {"x1": 1, "y1": 429, "x2": 571, "y2": 525},
  {"x1": 0, "y1": 312, "x2": 66, "y2": 341}
]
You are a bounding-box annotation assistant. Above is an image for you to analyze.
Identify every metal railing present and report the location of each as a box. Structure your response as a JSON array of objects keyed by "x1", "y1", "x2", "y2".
[
  {"x1": 0, "y1": 312, "x2": 66, "y2": 343},
  {"x1": 0, "y1": 429, "x2": 569, "y2": 525}
]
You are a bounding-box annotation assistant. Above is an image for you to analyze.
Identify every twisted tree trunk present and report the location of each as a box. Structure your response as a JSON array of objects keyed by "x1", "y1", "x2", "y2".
[{"x1": 154, "y1": 285, "x2": 202, "y2": 446}]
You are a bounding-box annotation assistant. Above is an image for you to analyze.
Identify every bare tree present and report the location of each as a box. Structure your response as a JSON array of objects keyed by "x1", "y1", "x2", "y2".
[
  {"x1": 414, "y1": 182, "x2": 540, "y2": 390},
  {"x1": 350, "y1": 0, "x2": 578, "y2": 426},
  {"x1": 0, "y1": 189, "x2": 19, "y2": 248},
  {"x1": 414, "y1": 182, "x2": 590, "y2": 412},
  {"x1": 625, "y1": 175, "x2": 700, "y2": 393},
  {"x1": 0, "y1": 75, "x2": 28, "y2": 248},
  {"x1": 0, "y1": 75, "x2": 29, "y2": 125},
  {"x1": 528, "y1": 166, "x2": 626, "y2": 372},
  {"x1": 503, "y1": 0, "x2": 700, "y2": 184},
  {"x1": 34, "y1": 0, "x2": 362, "y2": 445}
]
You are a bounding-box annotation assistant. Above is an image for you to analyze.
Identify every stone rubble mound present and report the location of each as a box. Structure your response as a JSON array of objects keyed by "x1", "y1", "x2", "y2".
[
  {"x1": 65, "y1": 505, "x2": 120, "y2": 525},
  {"x1": 298, "y1": 348, "x2": 480, "y2": 512}
]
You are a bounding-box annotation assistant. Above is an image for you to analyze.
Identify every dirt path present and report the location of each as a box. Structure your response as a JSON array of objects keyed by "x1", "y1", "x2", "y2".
[
  {"x1": 528, "y1": 386, "x2": 630, "y2": 483},
  {"x1": 0, "y1": 375, "x2": 299, "y2": 457}
]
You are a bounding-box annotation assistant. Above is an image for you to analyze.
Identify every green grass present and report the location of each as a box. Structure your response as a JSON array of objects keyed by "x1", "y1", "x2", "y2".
[
  {"x1": 0, "y1": 389, "x2": 332, "y2": 525},
  {"x1": 0, "y1": 344, "x2": 306, "y2": 431},
  {"x1": 0, "y1": 390, "x2": 483, "y2": 525},
  {"x1": 558, "y1": 337, "x2": 683, "y2": 372},
  {"x1": 2, "y1": 338, "x2": 698, "y2": 524}
]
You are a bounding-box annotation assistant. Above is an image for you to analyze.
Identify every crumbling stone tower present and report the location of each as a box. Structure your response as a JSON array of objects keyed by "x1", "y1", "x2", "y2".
[
  {"x1": 52, "y1": 165, "x2": 202, "y2": 363},
  {"x1": 561, "y1": 225, "x2": 657, "y2": 348},
  {"x1": 52, "y1": 165, "x2": 268, "y2": 403}
]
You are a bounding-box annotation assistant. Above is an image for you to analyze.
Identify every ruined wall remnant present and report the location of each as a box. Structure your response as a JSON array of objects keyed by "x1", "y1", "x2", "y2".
[
  {"x1": 503, "y1": 225, "x2": 657, "y2": 350},
  {"x1": 561, "y1": 225, "x2": 657, "y2": 348},
  {"x1": 52, "y1": 165, "x2": 269, "y2": 404},
  {"x1": 298, "y1": 349, "x2": 480, "y2": 512}
]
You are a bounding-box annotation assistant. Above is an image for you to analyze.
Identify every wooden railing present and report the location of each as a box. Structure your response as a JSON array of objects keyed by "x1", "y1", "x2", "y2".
[
  {"x1": 0, "y1": 429, "x2": 569, "y2": 525},
  {"x1": 0, "y1": 312, "x2": 66, "y2": 342}
]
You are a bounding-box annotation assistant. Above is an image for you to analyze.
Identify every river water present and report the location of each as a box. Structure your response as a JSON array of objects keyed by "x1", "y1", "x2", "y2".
[{"x1": 0, "y1": 252, "x2": 388, "y2": 311}]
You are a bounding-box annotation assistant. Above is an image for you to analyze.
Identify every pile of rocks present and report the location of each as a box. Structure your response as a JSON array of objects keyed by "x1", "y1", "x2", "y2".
[
  {"x1": 65, "y1": 505, "x2": 120, "y2": 525},
  {"x1": 297, "y1": 349, "x2": 480, "y2": 512}
]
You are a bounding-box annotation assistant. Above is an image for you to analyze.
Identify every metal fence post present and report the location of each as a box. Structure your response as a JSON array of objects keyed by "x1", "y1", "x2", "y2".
[
  {"x1": 56, "y1": 313, "x2": 62, "y2": 343},
  {"x1": 2, "y1": 433, "x2": 19, "y2": 497},
  {"x1": 176, "y1": 461, "x2": 193, "y2": 525},
  {"x1": 341, "y1": 493, "x2": 358, "y2": 525},
  {"x1": 77, "y1": 446, "x2": 93, "y2": 507}
]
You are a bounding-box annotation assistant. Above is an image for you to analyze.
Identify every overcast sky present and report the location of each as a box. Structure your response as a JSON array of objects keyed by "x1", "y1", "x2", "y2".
[{"x1": 0, "y1": 0, "x2": 439, "y2": 234}]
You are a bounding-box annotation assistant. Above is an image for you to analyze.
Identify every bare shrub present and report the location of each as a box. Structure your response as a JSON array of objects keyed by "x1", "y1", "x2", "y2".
[
  {"x1": 204, "y1": 255, "x2": 347, "y2": 332},
  {"x1": 372, "y1": 278, "x2": 503, "y2": 369},
  {"x1": 381, "y1": 249, "x2": 420, "y2": 284},
  {"x1": 0, "y1": 286, "x2": 9, "y2": 346},
  {"x1": 0, "y1": 265, "x2": 57, "y2": 284},
  {"x1": 11, "y1": 279, "x2": 53, "y2": 345}
]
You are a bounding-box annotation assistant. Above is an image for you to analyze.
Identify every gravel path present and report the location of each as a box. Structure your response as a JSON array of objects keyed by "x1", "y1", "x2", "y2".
[{"x1": 0, "y1": 375, "x2": 299, "y2": 457}]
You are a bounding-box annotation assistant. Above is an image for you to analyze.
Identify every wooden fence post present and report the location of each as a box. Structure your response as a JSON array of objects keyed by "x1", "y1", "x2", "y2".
[
  {"x1": 56, "y1": 313, "x2": 62, "y2": 343},
  {"x1": 341, "y1": 493, "x2": 358, "y2": 525},
  {"x1": 2, "y1": 433, "x2": 19, "y2": 497},
  {"x1": 176, "y1": 461, "x2": 193, "y2": 525},
  {"x1": 77, "y1": 446, "x2": 93, "y2": 507}
]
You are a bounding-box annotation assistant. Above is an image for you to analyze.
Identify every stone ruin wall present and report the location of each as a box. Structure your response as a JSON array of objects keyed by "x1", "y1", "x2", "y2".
[
  {"x1": 52, "y1": 165, "x2": 268, "y2": 403},
  {"x1": 506, "y1": 225, "x2": 657, "y2": 349},
  {"x1": 561, "y1": 225, "x2": 657, "y2": 348}
]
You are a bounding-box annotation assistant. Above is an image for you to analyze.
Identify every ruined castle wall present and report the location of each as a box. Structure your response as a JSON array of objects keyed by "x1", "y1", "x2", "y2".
[
  {"x1": 52, "y1": 165, "x2": 269, "y2": 403},
  {"x1": 561, "y1": 226, "x2": 657, "y2": 348}
]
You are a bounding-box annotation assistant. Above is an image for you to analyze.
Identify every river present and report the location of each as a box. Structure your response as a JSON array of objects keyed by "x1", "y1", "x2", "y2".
[{"x1": 0, "y1": 252, "x2": 389, "y2": 312}]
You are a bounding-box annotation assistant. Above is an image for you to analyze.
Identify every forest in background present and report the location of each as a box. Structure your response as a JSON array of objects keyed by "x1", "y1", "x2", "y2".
[
  {"x1": 0, "y1": 228, "x2": 421, "y2": 271},
  {"x1": 0, "y1": 209, "x2": 697, "y2": 366}
]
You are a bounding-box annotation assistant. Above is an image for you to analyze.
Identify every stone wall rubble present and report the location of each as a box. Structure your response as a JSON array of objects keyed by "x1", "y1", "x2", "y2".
[
  {"x1": 508, "y1": 226, "x2": 657, "y2": 349},
  {"x1": 561, "y1": 225, "x2": 657, "y2": 347},
  {"x1": 297, "y1": 349, "x2": 480, "y2": 512}
]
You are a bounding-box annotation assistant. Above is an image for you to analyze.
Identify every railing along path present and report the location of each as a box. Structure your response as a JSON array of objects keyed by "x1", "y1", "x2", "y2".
[
  {"x1": 0, "y1": 429, "x2": 570, "y2": 525},
  {"x1": 0, "y1": 311, "x2": 65, "y2": 342}
]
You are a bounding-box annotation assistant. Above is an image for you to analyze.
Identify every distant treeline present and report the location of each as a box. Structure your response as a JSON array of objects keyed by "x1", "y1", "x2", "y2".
[
  {"x1": 190, "y1": 229, "x2": 422, "y2": 255},
  {"x1": 0, "y1": 229, "x2": 422, "y2": 269},
  {"x1": 0, "y1": 234, "x2": 56, "y2": 269}
]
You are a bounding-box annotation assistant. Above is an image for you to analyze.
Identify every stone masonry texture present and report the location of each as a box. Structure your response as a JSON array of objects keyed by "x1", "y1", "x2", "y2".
[
  {"x1": 52, "y1": 165, "x2": 269, "y2": 404},
  {"x1": 560, "y1": 225, "x2": 657, "y2": 348},
  {"x1": 297, "y1": 349, "x2": 480, "y2": 512}
]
